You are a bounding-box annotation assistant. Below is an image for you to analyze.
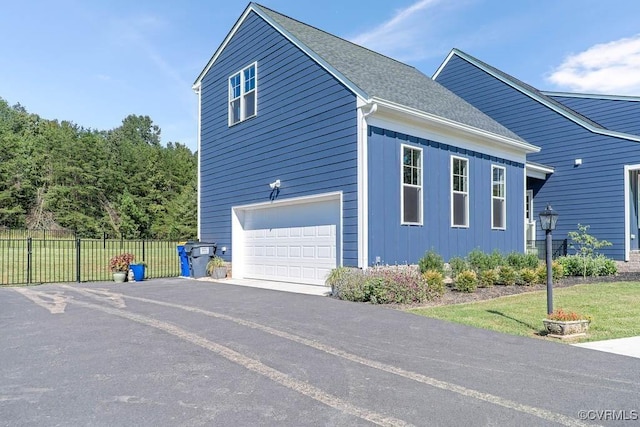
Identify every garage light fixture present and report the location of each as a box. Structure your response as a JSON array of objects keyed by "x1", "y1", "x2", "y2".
[{"x1": 269, "y1": 179, "x2": 281, "y2": 190}]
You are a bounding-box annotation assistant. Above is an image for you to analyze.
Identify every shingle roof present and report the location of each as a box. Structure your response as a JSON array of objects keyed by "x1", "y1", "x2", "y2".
[{"x1": 252, "y1": 3, "x2": 525, "y2": 142}]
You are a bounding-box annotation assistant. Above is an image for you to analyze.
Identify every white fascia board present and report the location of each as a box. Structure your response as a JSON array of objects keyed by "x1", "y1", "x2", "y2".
[
  {"x1": 369, "y1": 98, "x2": 539, "y2": 163},
  {"x1": 526, "y1": 163, "x2": 554, "y2": 179},
  {"x1": 435, "y1": 49, "x2": 640, "y2": 143},
  {"x1": 541, "y1": 91, "x2": 640, "y2": 102},
  {"x1": 193, "y1": 4, "x2": 369, "y2": 102}
]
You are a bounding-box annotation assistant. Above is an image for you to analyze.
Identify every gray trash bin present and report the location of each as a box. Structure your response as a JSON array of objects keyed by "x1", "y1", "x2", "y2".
[{"x1": 189, "y1": 242, "x2": 217, "y2": 278}]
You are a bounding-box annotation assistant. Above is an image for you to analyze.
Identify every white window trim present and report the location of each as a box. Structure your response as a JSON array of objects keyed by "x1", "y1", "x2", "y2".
[
  {"x1": 400, "y1": 143, "x2": 423, "y2": 225},
  {"x1": 228, "y1": 62, "x2": 258, "y2": 126},
  {"x1": 451, "y1": 155, "x2": 469, "y2": 228},
  {"x1": 491, "y1": 165, "x2": 506, "y2": 230}
]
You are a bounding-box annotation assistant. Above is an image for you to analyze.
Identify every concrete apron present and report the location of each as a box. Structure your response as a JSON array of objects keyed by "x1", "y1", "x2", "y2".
[{"x1": 196, "y1": 277, "x2": 331, "y2": 296}]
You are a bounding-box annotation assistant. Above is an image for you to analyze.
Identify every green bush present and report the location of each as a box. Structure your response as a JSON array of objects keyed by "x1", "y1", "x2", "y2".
[
  {"x1": 326, "y1": 267, "x2": 367, "y2": 301},
  {"x1": 422, "y1": 269, "x2": 445, "y2": 298},
  {"x1": 418, "y1": 249, "x2": 445, "y2": 274},
  {"x1": 448, "y1": 256, "x2": 468, "y2": 277},
  {"x1": 468, "y1": 248, "x2": 503, "y2": 272},
  {"x1": 535, "y1": 264, "x2": 547, "y2": 284},
  {"x1": 454, "y1": 270, "x2": 478, "y2": 293},
  {"x1": 478, "y1": 268, "x2": 498, "y2": 288},
  {"x1": 556, "y1": 254, "x2": 617, "y2": 277},
  {"x1": 524, "y1": 252, "x2": 541, "y2": 269},
  {"x1": 328, "y1": 266, "x2": 444, "y2": 304},
  {"x1": 518, "y1": 268, "x2": 537, "y2": 286},
  {"x1": 497, "y1": 265, "x2": 516, "y2": 286},
  {"x1": 505, "y1": 251, "x2": 541, "y2": 270},
  {"x1": 552, "y1": 261, "x2": 564, "y2": 281},
  {"x1": 596, "y1": 255, "x2": 618, "y2": 276}
]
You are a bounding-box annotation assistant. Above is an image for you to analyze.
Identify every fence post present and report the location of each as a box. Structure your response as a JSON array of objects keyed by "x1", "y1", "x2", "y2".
[
  {"x1": 76, "y1": 238, "x2": 81, "y2": 283},
  {"x1": 142, "y1": 240, "x2": 146, "y2": 263},
  {"x1": 27, "y1": 237, "x2": 32, "y2": 285},
  {"x1": 103, "y1": 232, "x2": 107, "y2": 249}
]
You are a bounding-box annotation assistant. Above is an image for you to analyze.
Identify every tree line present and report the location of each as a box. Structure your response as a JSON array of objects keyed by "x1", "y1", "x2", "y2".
[{"x1": 0, "y1": 97, "x2": 197, "y2": 240}]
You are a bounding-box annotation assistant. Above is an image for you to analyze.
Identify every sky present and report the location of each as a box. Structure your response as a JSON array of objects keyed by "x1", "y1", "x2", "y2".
[{"x1": 2, "y1": 0, "x2": 640, "y2": 152}]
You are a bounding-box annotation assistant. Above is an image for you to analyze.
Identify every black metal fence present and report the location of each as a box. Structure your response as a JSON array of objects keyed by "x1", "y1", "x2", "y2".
[
  {"x1": 528, "y1": 239, "x2": 568, "y2": 260},
  {"x1": 1, "y1": 235, "x2": 183, "y2": 285}
]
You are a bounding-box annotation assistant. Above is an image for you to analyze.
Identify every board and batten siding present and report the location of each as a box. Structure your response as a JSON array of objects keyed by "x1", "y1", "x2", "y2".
[
  {"x1": 548, "y1": 95, "x2": 640, "y2": 138},
  {"x1": 198, "y1": 11, "x2": 358, "y2": 265},
  {"x1": 435, "y1": 54, "x2": 640, "y2": 260},
  {"x1": 367, "y1": 126, "x2": 525, "y2": 265}
]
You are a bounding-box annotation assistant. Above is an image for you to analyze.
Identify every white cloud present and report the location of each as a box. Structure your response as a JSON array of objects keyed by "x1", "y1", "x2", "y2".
[
  {"x1": 349, "y1": 0, "x2": 442, "y2": 62},
  {"x1": 547, "y1": 35, "x2": 640, "y2": 95}
]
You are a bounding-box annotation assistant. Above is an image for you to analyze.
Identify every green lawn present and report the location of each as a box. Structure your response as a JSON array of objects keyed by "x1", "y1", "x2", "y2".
[{"x1": 408, "y1": 282, "x2": 640, "y2": 342}]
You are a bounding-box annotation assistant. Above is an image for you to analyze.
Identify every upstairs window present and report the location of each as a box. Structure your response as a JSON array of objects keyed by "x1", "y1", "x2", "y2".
[
  {"x1": 401, "y1": 145, "x2": 423, "y2": 225},
  {"x1": 451, "y1": 156, "x2": 469, "y2": 227},
  {"x1": 229, "y1": 63, "x2": 257, "y2": 126},
  {"x1": 492, "y1": 165, "x2": 506, "y2": 229}
]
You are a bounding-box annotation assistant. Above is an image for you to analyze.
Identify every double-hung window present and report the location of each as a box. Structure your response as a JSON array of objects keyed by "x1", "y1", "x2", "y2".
[
  {"x1": 451, "y1": 156, "x2": 469, "y2": 227},
  {"x1": 401, "y1": 145, "x2": 423, "y2": 224},
  {"x1": 229, "y1": 63, "x2": 257, "y2": 126},
  {"x1": 492, "y1": 165, "x2": 506, "y2": 229}
]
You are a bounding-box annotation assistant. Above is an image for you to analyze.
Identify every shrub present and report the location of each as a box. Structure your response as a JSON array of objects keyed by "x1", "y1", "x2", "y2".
[
  {"x1": 418, "y1": 249, "x2": 445, "y2": 274},
  {"x1": 506, "y1": 251, "x2": 526, "y2": 269},
  {"x1": 552, "y1": 261, "x2": 564, "y2": 281},
  {"x1": 422, "y1": 269, "x2": 445, "y2": 298},
  {"x1": 524, "y1": 252, "x2": 541, "y2": 269},
  {"x1": 328, "y1": 266, "x2": 444, "y2": 304},
  {"x1": 518, "y1": 268, "x2": 537, "y2": 286},
  {"x1": 497, "y1": 265, "x2": 516, "y2": 286},
  {"x1": 326, "y1": 267, "x2": 367, "y2": 301},
  {"x1": 478, "y1": 268, "x2": 498, "y2": 288},
  {"x1": 596, "y1": 255, "x2": 617, "y2": 276},
  {"x1": 448, "y1": 256, "x2": 468, "y2": 277},
  {"x1": 468, "y1": 248, "x2": 504, "y2": 272},
  {"x1": 454, "y1": 270, "x2": 477, "y2": 293},
  {"x1": 557, "y1": 254, "x2": 617, "y2": 277},
  {"x1": 535, "y1": 264, "x2": 547, "y2": 284}
]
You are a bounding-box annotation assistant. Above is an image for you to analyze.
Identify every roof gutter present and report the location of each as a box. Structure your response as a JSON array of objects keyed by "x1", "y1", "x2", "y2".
[{"x1": 371, "y1": 97, "x2": 540, "y2": 155}]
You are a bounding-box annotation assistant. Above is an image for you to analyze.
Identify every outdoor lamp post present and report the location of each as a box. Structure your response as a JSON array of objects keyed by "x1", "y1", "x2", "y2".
[{"x1": 539, "y1": 204, "x2": 559, "y2": 315}]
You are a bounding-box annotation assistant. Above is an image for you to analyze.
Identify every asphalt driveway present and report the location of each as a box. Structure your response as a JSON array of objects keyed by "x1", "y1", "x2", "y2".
[{"x1": 1, "y1": 278, "x2": 638, "y2": 426}]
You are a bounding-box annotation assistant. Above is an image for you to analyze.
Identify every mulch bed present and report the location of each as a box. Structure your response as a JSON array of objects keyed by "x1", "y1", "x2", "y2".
[{"x1": 406, "y1": 273, "x2": 640, "y2": 308}]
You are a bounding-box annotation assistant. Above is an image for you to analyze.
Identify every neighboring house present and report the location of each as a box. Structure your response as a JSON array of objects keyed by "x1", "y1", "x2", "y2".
[
  {"x1": 434, "y1": 49, "x2": 640, "y2": 262},
  {"x1": 192, "y1": 3, "x2": 539, "y2": 285}
]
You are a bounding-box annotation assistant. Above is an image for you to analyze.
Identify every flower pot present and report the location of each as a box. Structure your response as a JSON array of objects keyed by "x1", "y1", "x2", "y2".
[
  {"x1": 113, "y1": 271, "x2": 127, "y2": 283},
  {"x1": 543, "y1": 319, "x2": 590, "y2": 339},
  {"x1": 211, "y1": 267, "x2": 227, "y2": 280}
]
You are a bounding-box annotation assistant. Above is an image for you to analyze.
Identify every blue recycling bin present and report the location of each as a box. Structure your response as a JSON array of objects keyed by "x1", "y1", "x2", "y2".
[{"x1": 177, "y1": 245, "x2": 190, "y2": 277}]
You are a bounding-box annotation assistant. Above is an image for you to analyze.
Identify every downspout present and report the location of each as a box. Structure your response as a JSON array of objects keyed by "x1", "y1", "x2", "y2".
[
  {"x1": 194, "y1": 84, "x2": 202, "y2": 240},
  {"x1": 358, "y1": 102, "x2": 377, "y2": 269}
]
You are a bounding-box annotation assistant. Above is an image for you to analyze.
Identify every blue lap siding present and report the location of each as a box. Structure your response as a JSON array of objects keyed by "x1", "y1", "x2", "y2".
[
  {"x1": 548, "y1": 95, "x2": 640, "y2": 137},
  {"x1": 367, "y1": 126, "x2": 525, "y2": 265},
  {"x1": 198, "y1": 11, "x2": 358, "y2": 265},
  {"x1": 435, "y1": 54, "x2": 640, "y2": 260}
]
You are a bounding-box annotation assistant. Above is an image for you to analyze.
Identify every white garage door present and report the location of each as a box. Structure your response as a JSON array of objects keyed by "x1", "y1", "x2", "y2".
[{"x1": 239, "y1": 196, "x2": 340, "y2": 286}]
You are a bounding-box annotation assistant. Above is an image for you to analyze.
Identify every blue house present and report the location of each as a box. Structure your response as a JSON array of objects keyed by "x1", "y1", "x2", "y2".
[
  {"x1": 434, "y1": 49, "x2": 640, "y2": 264},
  {"x1": 192, "y1": 4, "x2": 538, "y2": 285}
]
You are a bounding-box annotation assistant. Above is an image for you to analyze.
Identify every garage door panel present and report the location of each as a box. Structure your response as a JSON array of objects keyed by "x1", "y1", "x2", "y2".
[{"x1": 239, "y1": 197, "x2": 339, "y2": 286}]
